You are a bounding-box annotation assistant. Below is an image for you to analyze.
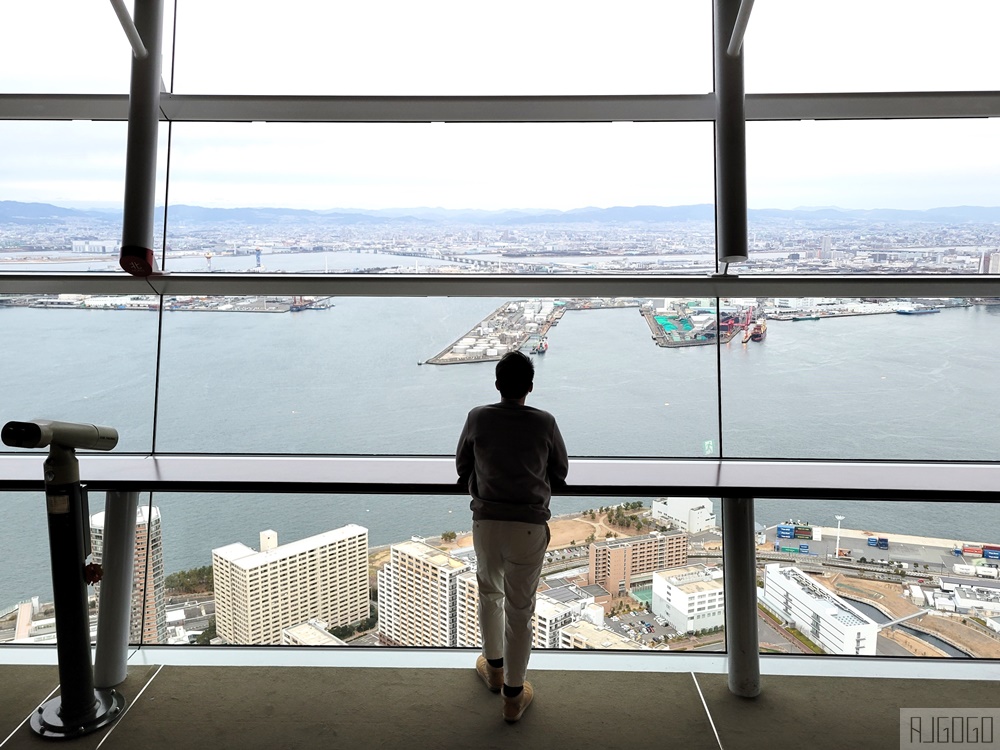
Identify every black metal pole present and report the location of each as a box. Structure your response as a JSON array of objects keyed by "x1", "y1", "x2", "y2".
[
  {"x1": 714, "y1": 0, "x2": 749, "y2": 265},
  {"x1": 30, "y1": 445, "x2": 124, "y2": 738},
  {"x1": 119, "y1": 0, "x2": 165, "y2": 277}
]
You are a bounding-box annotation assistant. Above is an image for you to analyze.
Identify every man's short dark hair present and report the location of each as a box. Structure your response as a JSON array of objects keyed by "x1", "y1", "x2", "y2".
[{"x1": 496, "y1": 351, "x2": 534, "y2": 399}]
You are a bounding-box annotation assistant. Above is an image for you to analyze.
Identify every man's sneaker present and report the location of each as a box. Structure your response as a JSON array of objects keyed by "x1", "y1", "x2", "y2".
[
  {"x1": 476, "y1": 655, "x2": 503, "y2": 692},
  {"x1": 502, "y1": 681, "x2": 533, "y2": 723}
]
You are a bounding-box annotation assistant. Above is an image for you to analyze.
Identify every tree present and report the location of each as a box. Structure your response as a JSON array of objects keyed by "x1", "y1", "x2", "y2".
[
  {"x1": 194, "y1": 617, "x2": 216, "y2": 645},
  {"x1": 441, "y1": 531, "x2": 457, "y2": 543},
  {"x1": 586, "y1": 533, "x2": 596, "y2": 544},
  {"x1": 165, "y1": 565, "x2": 214, "y2": 594}
]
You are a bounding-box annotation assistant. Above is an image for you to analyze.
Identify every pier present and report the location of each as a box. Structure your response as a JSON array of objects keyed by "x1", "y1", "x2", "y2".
[
  {"x1": 424, "y1": 300, "x2": 566, "y2": 365},
  {"x1": 423, "y1": 298, "x2": 644, "y2": 365}
]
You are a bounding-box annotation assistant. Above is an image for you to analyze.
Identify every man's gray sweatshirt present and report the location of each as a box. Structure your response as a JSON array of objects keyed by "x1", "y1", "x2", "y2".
[{"x1": 456, "y1": 400, "x2": 569, "y2": 525}]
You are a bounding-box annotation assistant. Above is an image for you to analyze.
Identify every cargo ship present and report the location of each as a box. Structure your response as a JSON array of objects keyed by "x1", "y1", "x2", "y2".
[
  {"x1": 750, "y1": 320, "x2": 767, "y2": 342},
  {"x1": 896, "y1": 307, "x2": 940, "y2": 315}
]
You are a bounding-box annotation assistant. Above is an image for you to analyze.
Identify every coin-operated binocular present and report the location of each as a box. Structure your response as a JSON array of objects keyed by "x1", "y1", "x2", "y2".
[{"x1": 1, "y1": 420, "x2": 126, "y2": 738}]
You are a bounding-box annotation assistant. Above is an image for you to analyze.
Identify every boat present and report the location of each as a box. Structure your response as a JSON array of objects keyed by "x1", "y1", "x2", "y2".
[
  {"x1": 792, "y1": 315, "x2": 820, "y2": 321},
  {"x1": 750, "y1": 320, "x2": 767, "y2": 342},
  {"x1": 530, "y1": 337, "x2": 549, "y2": 355},
  {"x1": 896, "y1": 308, "x2": 940, "y2": 315}
]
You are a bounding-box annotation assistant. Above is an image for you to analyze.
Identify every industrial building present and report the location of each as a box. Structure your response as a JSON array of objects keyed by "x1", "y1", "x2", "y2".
[{"x1": 761, "y1": 563, "x2": 878, "y2": 656}]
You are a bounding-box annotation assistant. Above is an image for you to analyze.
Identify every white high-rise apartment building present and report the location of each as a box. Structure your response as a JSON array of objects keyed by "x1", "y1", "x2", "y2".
[
  {"x1": 91, "y1": 505, "x2": 165, "y2": 644},
  {"x1": 651, "y1": 497, "x2": 717, "y2": 534},
  {"x1": 377, "y1": 539, "x2": 469, "y2": 647},
  {"x1": 212, "y1": 525, "x2": 369, "y2": 645},
  {"x1": 761, "y1": 563, "x2": 878, "y2": 656},
  {"x1": 651, "y1": 564, "x2": 725, "y2": 634},
  {"x1": 456, "y1": 570, "x2": 481, "y2": 648}
]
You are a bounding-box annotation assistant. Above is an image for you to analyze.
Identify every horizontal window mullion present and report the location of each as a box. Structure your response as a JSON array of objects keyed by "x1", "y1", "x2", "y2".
[
  {"x1": 2, "y1": 273, "x2": 999, "y2": 299},
  {"x1": 746, "y1": 91, "x2": 1000, "y2": 121},
  {"x1": 3, "y1": 92, "x2": 1000, "y2": 123}
]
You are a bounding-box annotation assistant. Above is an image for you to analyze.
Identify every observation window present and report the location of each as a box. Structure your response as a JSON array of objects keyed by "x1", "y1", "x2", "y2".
[
  {"x1": 743, "y1": 119, "x2": 1000, "y2": 276},
  {"x1": 0, "y1": 297, "x2": 158, "y2": 453},
  {"x1": 720, "y1": 296, "x2": 1000, "y2": 461},
  {"x1": 0, "y1": 121, "x2": 168, "y2": 274},
  {"x1": 154, "y1": 296, "x2": 720, "y2": 456},
  {"x1": 0, "y1": 1, "x2": 176, "y2": 94},
  {"x1": 164, "y1": 121, "x2": 715, "y2": 275},
  {"x1": 744, "y1": 0, "x2": 1000, "y2": 94},
  {"x1": 173, "y1": 0, "x2": 711, "y2": 96}
]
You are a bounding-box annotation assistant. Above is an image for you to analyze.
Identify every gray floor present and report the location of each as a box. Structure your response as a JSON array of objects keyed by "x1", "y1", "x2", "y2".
[{"x1": 1, "y1": 664, "x2": 995, "y2": 749}]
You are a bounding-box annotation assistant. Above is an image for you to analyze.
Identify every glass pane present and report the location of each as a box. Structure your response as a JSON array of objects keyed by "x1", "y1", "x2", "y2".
[
  {"x1": 167, "y1": 123, "x2": 714, "y2": 273},
  {"x1": 755, "y1": 501, "x2": 1000, "y2": 659},
  {"x1": 0, "y1": 121, "x2": 169, "y2": 273},
  {"x1": 721, "y1": 297, "x2": 1000, "y2": 460},
  {"x1": 163, "y1": 121, "x2": 716, "y2": 275},
  {"x1": 155, "y1": 296, "x2": 720, "y2": 457},
  {"x1": 153, "y1": 492, "x2": 691, "y2": 650},
  {"x1": 0, "y1": 492, "x2": 57, "y2": 643},
  {"x1": 742, "y1": 119, "x2": 1000, "y2": 275},
  {"x1": 174, "y1": 0, "x2": 711, "y2": 95},
  {"x1": 0, "y1": 1, "x2": 175, "y2": 94},
  {"x1": 0, "y1": 300, "x2": 159, "y2": 453},
  {"x1": 745, "y1": 1, "x2": 1000, "y2": 93}
]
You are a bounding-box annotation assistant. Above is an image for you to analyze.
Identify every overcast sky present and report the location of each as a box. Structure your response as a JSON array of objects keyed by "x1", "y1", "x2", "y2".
[{"x1": 1, "y1": 1, "x2": 999, "y2": 211}]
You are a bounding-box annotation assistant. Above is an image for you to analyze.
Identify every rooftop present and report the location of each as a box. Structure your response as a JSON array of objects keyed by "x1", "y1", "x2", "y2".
[
  {"x1": 212, "y1": 524, "x2": 368, "y2": 569},
  {"x1": 393, "y1": 539, "x2": 469, "y2": 571},
  {"x1": 560, "y1": 621, "x2": 647, "y2": 650}
]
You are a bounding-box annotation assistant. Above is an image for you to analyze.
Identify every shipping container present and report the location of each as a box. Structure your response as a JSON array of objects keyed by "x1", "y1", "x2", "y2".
[
  {"x1": 963, "y1": 546, "x2": 983, "y2": 556},
  {"x1": 877, "y1": 538, "x2": 889, "y2": 550},
  {"x1": 868, "y1": 538, "x2": 878, "y2": 547}
]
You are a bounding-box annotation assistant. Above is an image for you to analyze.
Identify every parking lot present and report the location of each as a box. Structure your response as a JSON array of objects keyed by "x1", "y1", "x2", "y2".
[{"x1": 604, "y1": 609, "x2": 677, "y2": 646}]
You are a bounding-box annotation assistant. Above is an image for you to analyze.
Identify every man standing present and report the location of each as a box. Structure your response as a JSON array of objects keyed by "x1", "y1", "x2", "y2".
[{"x1": 456, "y1": 351, "x2": 569, "y2": 722}]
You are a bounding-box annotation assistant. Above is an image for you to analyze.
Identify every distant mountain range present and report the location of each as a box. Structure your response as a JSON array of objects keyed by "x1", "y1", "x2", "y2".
[{"x1": 3, "y1": 200, "x2": 1000, "y2": 226}]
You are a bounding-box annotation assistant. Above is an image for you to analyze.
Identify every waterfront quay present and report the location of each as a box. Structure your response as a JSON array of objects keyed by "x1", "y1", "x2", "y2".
[
  {"x1": 4, "y1": 294, "x2": 333, "y2": 313},
  {"x1": 424, "y1": 299, "x2": 567, "y2": 365},
  {"x1": 425, "y1": 297, "x2": 649, "y2": 365},
  {"x1": 640, "y1": 307, "x2": 742, "y2": 348}
]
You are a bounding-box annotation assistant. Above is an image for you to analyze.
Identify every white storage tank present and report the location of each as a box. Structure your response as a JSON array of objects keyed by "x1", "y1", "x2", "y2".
[{"x1": 486, "y1": 348, "x2": 498, "y2": 356}]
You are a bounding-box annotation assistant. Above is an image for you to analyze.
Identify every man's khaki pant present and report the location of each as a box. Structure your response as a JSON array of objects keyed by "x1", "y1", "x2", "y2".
[{"x1": 473, "y1": 519, "x2": 549, "y2": 688}]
